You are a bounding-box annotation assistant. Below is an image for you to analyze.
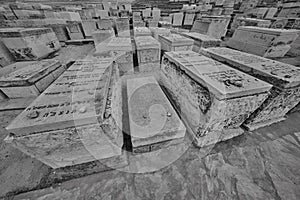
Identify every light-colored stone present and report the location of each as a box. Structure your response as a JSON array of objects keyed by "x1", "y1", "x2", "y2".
[
  {"x1": 66, "y1": 21, "x2": 84, "y2": 40},
  {"x1": 92, "y1": 29, "x2": 115, "y2": 47},
  {"x1": 160, "y1": 51, "x2": 272, "y2": 147},
  {"x1": 127, "y1": 76, "x2": 186, "y2": 152},
  {"x1": 202, "y1": 47, "x2": 300, "y2": 130},
  {"x1": 158, "y1": 34, "x2": 194, "y2": 52},
  {"x1": 149, "y1": 27, "x2": 171, "y2": 40},
  {"x1": 135, "y1": 36, "x2": 161, "y2": 72},
  {"x1": 0, "y1": 39, "x2": 14, "y2": 67},
  {"x1": 81, "y1": 20, "x2": 97, "y2": 38},
  {"x1": 6, "y1": 60, "x2": 113, "y2": 135},
  {"x1": 134, "y1": 27, "x2": 152, "y2": 37},
  {"x1": 0, "y1": 28, "x2": 60, "y2": 61},
  {"x1": 172, "y1": 12, "x2": 184, "y2": 26},
  {"x1": 115, "y1": 17, "x2": 130, "y2": 37}
]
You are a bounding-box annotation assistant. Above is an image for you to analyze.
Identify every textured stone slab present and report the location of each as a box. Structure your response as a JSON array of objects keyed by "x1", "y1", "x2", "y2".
[
  {"x1": 66, "y1": 21, "x2": 84, "y2": 40},
  {"x1": 81, "y1": 20, "x2": 97, "y2": 38},
  {"x1": 202, "y1": 47, "x2": 300, "y2": 130},
  {"x1": 6, "y1": 60, "x2": 113, "y2": 136},
  {"x1": 134, "y1": 27, "x2": 152, "y2": 37},
  {"x1": 149, "y1": 27, "x2": 171, "y2": 40},
  {"x1": 115, "y1": 17, "x2": 130, "y2": 37},
  {"x1": 135, "y1": 36, "x2": 161, "y2": 72},
  {"x1": 0, "y1": 28, "x2": 60, "y2": 61},
  {"x1": 160, "y1": 51, "x2": 271, "y2": 147},
  {"x1": 127, "y1": 76, "x2": 186, "y2": 152},
  {"x1": 92, "y1": 29, "x2": 115, "y2": 47},
  {"x1": 159, "y1": 34, "x2": 194, "y2": 52},
  {"x1": 0, "y1": 39, "x2": 14, "y2": 67},
  {"x1": 180, "y1": 32, "x2": 221, "y2": 52}
]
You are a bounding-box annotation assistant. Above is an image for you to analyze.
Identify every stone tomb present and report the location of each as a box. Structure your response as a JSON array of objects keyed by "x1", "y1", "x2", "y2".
[
  {"x1": 134, "y1": 27, "x2": 152, "y2": 37},
  {"x1": 127, "y1": 76, "x2": 186, "y2": 153},
  {"x1": 92, "y1": 29, "x2": 115, "y2": 47},
  {"x1": 203, "y1": 47, "x2": 300, "y2": 130},
  {"x1": 179, "y1": 32, "x2": 221, "y2": 52},
  {"x1": 160, "y1": 51, "x2": 272, "y2": 147},
  {"x1": 133, "y1": 20, "x2": 146, "y2": 28},
  {"x1": 6, "y1": 60, "x2": 114, "y2": 135},
  {"x1": 5, "y1": 60, "x2": 126, "y2": 169},
  {"x1": 81, "y1": 20, "x2": 98, "y2": 38},
  {"x1": 0, "y1": 60, "x2": 65, "y2": 98},
  {"x1": 0, "y1": 28, "x2": 60, "y2": 61},
  {"x1": 135, "y1": 36, "x2": 161, "y2": 72},
  {"x1": 227, "y1": 26, "x2": 299, "y2": 58},
  {"x1": 94, "y1": 37, "x2": 133, "y2": 75},
  {"x1": 149, "y1": 27, "x2": 171, "y2": 40},
  {"x1": 191, "y1": 16, "x2": 230, "y2": 39},
  {"x1": 158, "y1": 34, "x2": 194, "y2": 52},
  {"x1": 66, "y1": 21, "x2": 85, "y2": 40},
  {"x1": 202, "y1": 47, "x2": 300, "y2": 130},
  {"x1": 96, "y1": 19, "x2": 114, "y2": 30},
  {"x1": 115, "y1": 17, "x2": 130, "y2": 37}
]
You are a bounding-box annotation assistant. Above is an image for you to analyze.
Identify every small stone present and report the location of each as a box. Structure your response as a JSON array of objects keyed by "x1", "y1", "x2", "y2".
[
  {"x1": 104, "y1": 111, "x2": 111, "y2": 119},
  {"x1": 167, "y1": 112, "x2": 172, "y2": 117},
  {"x1": 79, "y1": 107, "x2": 87, "y2": 113}
]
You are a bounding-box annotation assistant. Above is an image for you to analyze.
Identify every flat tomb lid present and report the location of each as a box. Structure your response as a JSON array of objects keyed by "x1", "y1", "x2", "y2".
[
  {"x1": 135, "y1": 36, "x2": 160, "y2": 49},
  {"x1": 237, "y1": 26, "x2": 300, "y2": 35},
  {"x1": 181, "y1": 32, "x2": 221, "y2": 42},
  {"x1": 159, "y1": 34, "x2": 194, "y2": 46},
  {"x1": 164, "y1": 51, "x2": 272, "y2": 100}
]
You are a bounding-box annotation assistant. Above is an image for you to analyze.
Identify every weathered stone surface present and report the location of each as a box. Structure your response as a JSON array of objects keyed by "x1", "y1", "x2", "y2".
[
  {"x1": 81, "y1": 20, "x2": 97, "y2": 38},
  {"x1": 115, "y1": 17, "x2": 130, "y2": 37},
  {"x1": 0, "y1": 39, "x2": 14, "y2": 68},
  {"x1": 202, "y1": 47, "x2": 300, "y2": 130},
  {"x1": 191, "y1": 16, "x2": 230, "y2": 39},
  {"x1": 66, "y1": 21, "x2": 84, "y2": 40},
  {"x1": 127, "y1": 76, "x2": 186, "y2": 152},
  {"x1": 158, "y1": 34, "x2": 194, "y2": 52},
  {"x1": 160, "y1": 51, "x2": 271, "y2": 147},
  {"x1": 96, "y1": 18, "x2": 114, "y2": 30},
  {"x1": 92, "y1": 29, "x2": 115, "y2": 47},
  {"x1": 134, "y1": 27, "x2": 152, "y2": 37},
  {"x1": 149, "y1": 27, "x2": 170, "y2": 40},
  {"x1": 6, "y1": 60, "x2": 113, "y2": 135},
  {"x1": 228, "y1": 26, "x2": 299, "y2": 58},
  {"x1": 135, "y1": 36, "x2": 161, "y2": 72},
  {"x1": 0, "y1": 28, "x2": 60, "y2": 61},
  {"x1": 94, "y1": 37, "x2": 133, "y2": 75},
  {"x1": 0, "y1": 60, "x2": 64, "y2": 98},
  {"x1": 179, "y1": 32, "x2": 221, "y2": 52}
]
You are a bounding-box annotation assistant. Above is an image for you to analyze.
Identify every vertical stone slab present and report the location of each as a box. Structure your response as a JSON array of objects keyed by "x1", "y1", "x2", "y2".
[
  {"x1": 0, "y1": 39, "x2": 14, "y2": 67},
  {"x1": 135, "y1": 36, "x2": 161, "y2": 72},
  {"x1": 172, "y1": 12, "x2": 184, "y2": 26},
  {"x1": 202, "y1": 47, "x2": 300, "y2": 130},
  {"x1": 6, "y1": 60, "x2": 114, "y2": 135},
  {"x1": 160, "y1": 51, "x2": 272, "y2": 147},
  {"x1": 127, "y1": 76, "x2": 186, "y2": 153},
  {"x1": 0, "y1": 28, "x2": 60, "y2": 61},
  {"x1": 158, "y1": 34, "x2": 194, "y2": 52}
]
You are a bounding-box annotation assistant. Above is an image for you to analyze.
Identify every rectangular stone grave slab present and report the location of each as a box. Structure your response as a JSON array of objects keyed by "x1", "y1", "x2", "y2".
[
  {"x1": 0, "y1": 28, "x2": 60, "y2": 61},
  {"x1": 160, "y1": 51, "x2": 272, "y2": 147},
  {"x1": 81, "y1": 20, "x2": 97, "y2": 38},
  {"x1": 127, "y1": 76, "x2": 186, "y2": 153},
  {"x1": 97, "y1": 19, "x2": 114, "y2": 30},
  {"x1": 66, "y1": 21, "x2": 84, "y2": 40},
  {"x1": 94, "y1": 37, "x2": 133, "y2": 75},
  {"x1": 134, "y1": 27, "x2": 152, "y2": 37},
  {"x1": 0, "y1": 39, "x2": 14, "y2": 67},
  {"x1": 5, "y1": 63, "x2": 127, "y2": 169},
  {"x1": 202, "y1": 47, "x2": 300, "y2": 130},
  {"x1": 92, "y1": 29, "x2": 115, "y2": 47},
  {"x1": 135, "y1": 36, "x2": 161, "y2": 72},
  {"x1": 6, "y1": 60, "x2": 114, "y2": 135},
  {"x1": 179, "y1": 32, "x2": 221, "y2": 52},
  {"x1": 115, "y1": 17, "x2": 130, "y2": 37},
  {"x1": 149, "y1": 27, "x2": 171, "y2": 40},
  {"x1": 133, "y1": 20, "x2": 146, "y2": 28},
  {"x1": 158, "y1": 34, "x2": 194, "y2": 52},
  {"x1": 0, "y1": 60, "x2": 65, "y2": 98}
]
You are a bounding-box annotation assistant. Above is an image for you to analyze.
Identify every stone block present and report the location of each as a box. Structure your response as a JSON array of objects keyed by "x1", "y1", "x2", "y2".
[
  {"x1": 81, "y1": 20, "x2": 97, "y2": 38},
  {"x1": 5, "y1": 62, "x2": 126, "y2": 169},
  {"x1": 134, "y1": 27, "x2": 152, "y2": 37},
  {"x1": 160, "y1": 51, "x2": 272, "y2": 147},
  {"x1": 172, "y1": 12, "x2": 184, "y2": 26},
  {"x1": 115, "y1": 17, "x2": 130, "y2": 37},
  {"x1": 6, "y1": 60, "x2": 114, "y2": 135},
  {"x1": 179, "y1": 32, "x2": 221, "y2": 52},
  {"x1": 149, "y1": 27, "x2": 171, "y2": 40},
  {"x1": 0, "y1": 28, "x2": 60, "y2": 61},
  {"x1": 135, "y1": 36, "x2": 161, "y2": 72},
  {"x1": 66, "y1": 21, "x2": 84, "y2": 40},
  {"x1": 0, "y1": 60, "x2": 63, "y2": 98},
  {"x1": 202, "y1": 47, "x2": 300, "y2": 130},
  {"x1": 97, "y1": 18, "x2": 114, "y2": 30},
  {"x1": 158, "y1": 34, "x2": 194, "y2": 52},
  {"x1": 133, "y1": 20, "x2": 145, "y2": 28},
  {"x1": 183, "y1": 13, "x2": 195, "y2": 26},
  {"x1": 127, "y1": 76, "x2": 186, "y2": 153},
  {"x1": 0, "y1": 39, "x2": 14, "y2": 67},
  {"x1": 92, "y1": 29, "x2": 115, "y2": 47}
]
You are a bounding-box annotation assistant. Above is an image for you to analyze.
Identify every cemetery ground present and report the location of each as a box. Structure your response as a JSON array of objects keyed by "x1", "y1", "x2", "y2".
[{"x1": 0, "y1": 44, "x2": 299, "y2": 200}]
